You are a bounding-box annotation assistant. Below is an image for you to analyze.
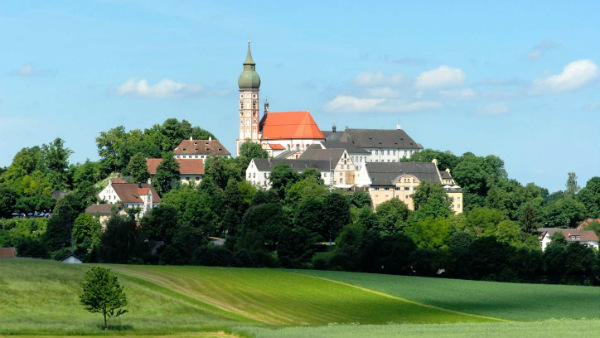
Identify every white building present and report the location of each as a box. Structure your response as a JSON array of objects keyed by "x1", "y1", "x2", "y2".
[
  {"x1": 97, "y1": 179, "x2": 161, "y2": 217},
  {"x1": 246, "y1": 150, "x2": 356, "y2": 189},
  {"x1": 538, "y1": 228, "x2": 599, "y2": 251},
  {"x1": 147, "y1": 158, "x2": 205, "y2": 185}
]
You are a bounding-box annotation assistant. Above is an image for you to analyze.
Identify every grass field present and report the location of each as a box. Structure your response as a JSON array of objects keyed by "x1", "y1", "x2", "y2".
[
  {"x1": 108, "y1": 265, "x2": 490, "y2": 325},
  {"x1": 2, "y1": 259, "x2": 600, "y2": 338},
  {"x1": 238, "y1": 319, "x2": 600, "y2": 338},
  {"x1": 296, "y1": 270, "x2": 600, "y2": 321}
]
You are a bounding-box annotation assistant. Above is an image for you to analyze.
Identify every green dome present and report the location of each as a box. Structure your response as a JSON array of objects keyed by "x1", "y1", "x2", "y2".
[{"x1": 238, "y1": 42, "x2": 261, "y2": 90}]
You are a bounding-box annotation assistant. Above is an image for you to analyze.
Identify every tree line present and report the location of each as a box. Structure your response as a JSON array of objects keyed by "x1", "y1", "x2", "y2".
[{"x1": 1, "y1": 122, "x2": 600, "y2": 286}]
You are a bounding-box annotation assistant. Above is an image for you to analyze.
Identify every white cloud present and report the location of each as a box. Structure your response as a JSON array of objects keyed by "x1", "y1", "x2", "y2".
[
  {"x1": 324, "y1": 95, "x2": 439, "y2": 113},
  {"x1": 476, "y1": 102, "x2": 509, "y2": 116},
  {"x1": 415, "y1": 66, "x2": 466, "y2": 90},
  {"x1": 325, "y1": 95, "x2": 385, "y2": 112},
  {"x1": 532, "y1": 59, "x2": 598, "y2": 93},
  {"x1": 353, "y1": 71, "x2": 404, "y2": 87},
  {"x1": 439, "y1": 88, "x2": 476, "y2": 100},
  {"x1": 117, "y1": 78, "x2": 203, "y2": 98},
  {"x1": 367, "y1": 87, "x2": 401, "y2": 98},
  {"x1": 527, "y1": 40, "x2": 556, "y2": 61}
]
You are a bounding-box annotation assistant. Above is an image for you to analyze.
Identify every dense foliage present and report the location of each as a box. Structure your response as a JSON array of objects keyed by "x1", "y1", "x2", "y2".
[{"x1": 2, "y1": 123, "x2": 600, "y2": 287}]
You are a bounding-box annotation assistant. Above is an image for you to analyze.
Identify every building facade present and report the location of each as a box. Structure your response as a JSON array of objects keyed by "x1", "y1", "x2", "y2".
[
  {"x1": 360, "y1": 160, "x2": 463, "y2": 213},
  {"x1": 97, "y1": 179, "x2": 161, "y2": 217}
]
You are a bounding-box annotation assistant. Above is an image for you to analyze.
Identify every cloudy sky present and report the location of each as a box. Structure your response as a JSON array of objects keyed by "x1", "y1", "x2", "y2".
[{"x1": 1, "y1": 0, "x2": 598, "y2": 191}]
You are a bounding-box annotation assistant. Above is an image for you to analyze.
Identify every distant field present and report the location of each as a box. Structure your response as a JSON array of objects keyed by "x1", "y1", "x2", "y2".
[
  {"x1": 110, "y1": 265, "x2": 490, "y2": 325},
  {"x1": 297, "y1": 270, "x2": 600, "y2": 321},
  {"x1": 239, "y1": 319, "x2": 600, "y2": 338},
  {"x1": 3, "y1": 259, "x2": 598, "y2": 338}
]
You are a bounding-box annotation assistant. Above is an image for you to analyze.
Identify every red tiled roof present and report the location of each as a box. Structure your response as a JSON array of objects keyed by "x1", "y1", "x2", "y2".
[
  {"x1": 111, "y1": 182, "x2": 162, "y2": 203},
  {"x1": 146, "y1": 158, "x2": 205, "y2": 175},
  {"x1": 85, "y1": 204, "x2": 113, "y2": 215},
  {"x1": 174, "y1": 139, "x2": 230, "y2": 155},
  {"x1": 576, "y1": 218, "x2": 600, "y2": 230},
  {"x1": 260, "y1": 111, "x2": 325, "y2": 140},
  {"x1": 267, "y1": 143, "x2": 286, "y2": 150},
  {"x1": 539, "y1": 228, "x2": 599, "y2": 242},
  {"x1": 110, "y1": 178, "x2": 127, "y2": 184}
]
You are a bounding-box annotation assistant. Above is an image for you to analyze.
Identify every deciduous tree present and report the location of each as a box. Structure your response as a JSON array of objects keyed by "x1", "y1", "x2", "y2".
[{"x1": 80, "y1": 267, "x2": 127, "y2": 330}]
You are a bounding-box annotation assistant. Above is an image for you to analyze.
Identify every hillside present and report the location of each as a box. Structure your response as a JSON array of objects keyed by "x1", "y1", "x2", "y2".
[{"x1": 2, "y1": 259, "x2": 600, "y2": 338}]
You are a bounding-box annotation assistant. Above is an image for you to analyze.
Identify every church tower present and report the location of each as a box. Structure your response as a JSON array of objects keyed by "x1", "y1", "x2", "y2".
[{"x1": 236, "y1": 41, "x2": 261, "y2": 156}]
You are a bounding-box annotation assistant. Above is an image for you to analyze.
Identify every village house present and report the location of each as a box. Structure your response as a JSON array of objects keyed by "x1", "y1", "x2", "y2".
[
  {"x1": 576, "y1": 218, "x2": 600, "y2": 231},
  {"x1": 97, "y1": 179, "x2": 161, "y2": 217},
  {"x1": 298, "y1": 148, "x2": 356, "y2": 187},
  {"x1": 538, "y1": 228, "x2": 599, "y2": 251},
  {"x1": 174, "y1": 137, "x2": 231, "y2": 159},
  {"x1": 308, "y1": 141, "x2": 370, "y2": 171},
  {"x1": 85, "y1": 203, "x2": 126, "y2": 228},
  {"x1": 146, "y1": 158, "x2": 205, "y2": 185},
  {"x1": 246, "y1": 155, "x2": 354, "y2": 189},
  {"x1": 358, "y1": 159, "x2": 463, "y2": 213}
]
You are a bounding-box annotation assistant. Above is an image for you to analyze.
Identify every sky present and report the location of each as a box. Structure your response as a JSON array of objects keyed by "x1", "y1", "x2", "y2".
[{"x1": 0, "y1": 0, "x2": 598, "y2": 192}]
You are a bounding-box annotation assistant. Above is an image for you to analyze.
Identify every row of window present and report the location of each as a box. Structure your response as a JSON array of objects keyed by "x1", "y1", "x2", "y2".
[
  {"x1": 179, "y1": 155, "x2": 208, "y2": 159},
  {"x1": 370, "y1": 149, "x2": 414, "y2": 156}
]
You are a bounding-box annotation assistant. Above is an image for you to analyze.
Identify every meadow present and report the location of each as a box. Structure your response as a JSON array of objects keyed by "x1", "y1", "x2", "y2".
[
  {"x1": 297, "y1": 270, "x2": 600, "y2": 321},
  {"x1": 1, "y1": 259, "x2": 599, "y2": 338}
]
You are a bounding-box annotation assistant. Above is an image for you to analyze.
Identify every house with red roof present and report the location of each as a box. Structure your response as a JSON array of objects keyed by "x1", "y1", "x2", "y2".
[
  {"x1": 576, "y1": 218, "x2": 600, "y2": 231},
  {"x1": 146, "y1": 158, "x2": 205, "y2": 185},
  {"x1": 97, "y1": 179, "x2": 161, "y2": 217}
]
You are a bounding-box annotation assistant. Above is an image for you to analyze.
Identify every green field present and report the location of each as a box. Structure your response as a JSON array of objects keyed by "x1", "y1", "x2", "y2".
[
  {"x1": 1, "y1": 259, "x2": 599, "y2": 337},
  {"x1": 297, "y1": 270, "x2": 600, "y2": 321}
]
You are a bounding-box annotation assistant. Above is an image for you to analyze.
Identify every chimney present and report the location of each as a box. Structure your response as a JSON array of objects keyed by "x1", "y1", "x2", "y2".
[
  {"x1": 345, "y1": 126, "x2": 349, "y2": 131},
  {"x1": 332, "y1": 123, "x2": 337, "y2": 133},
  {"x1": 138, "y1": 182, "x2": 142, "y2": 188},
  {"x1": 190, "y1": 136, "x2": 193, "y2": 141},
  {"x1": 209, "y1": 136, "x2": 212, "y2": 141},
  {"x1": 432, "y1": 158, "x2": 438, "y2": 166},
  {"x1": 264, "y1": 99, "x2": 269, "y2": 114},
  {"x1": 396, "y1": 123, "x2": 402, "y2": 130}
]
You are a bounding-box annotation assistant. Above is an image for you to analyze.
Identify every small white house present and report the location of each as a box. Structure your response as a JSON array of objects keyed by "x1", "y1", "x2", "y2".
[
  {"x1": 97, "y1": 179, "x2": 161, "y2": 217},
  {"x1": 539, "y1": 228, "x2": 600, "y2": 251}
]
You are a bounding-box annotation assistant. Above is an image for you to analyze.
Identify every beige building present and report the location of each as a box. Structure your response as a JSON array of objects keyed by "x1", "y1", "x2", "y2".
[
  {"x1": 85, "y1": 203, "x2": 126, "y2": 229},
  {"x1": 360, "y1": 160, "x2": 463, "y2": 213}
]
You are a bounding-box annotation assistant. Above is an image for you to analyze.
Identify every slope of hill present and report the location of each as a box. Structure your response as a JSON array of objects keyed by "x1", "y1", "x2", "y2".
[{"x1": 296, "y1": 270, "x2": 600, "y2": 321}]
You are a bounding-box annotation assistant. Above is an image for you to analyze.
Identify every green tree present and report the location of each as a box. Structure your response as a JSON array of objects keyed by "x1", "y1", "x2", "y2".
[
  {"x1": 545, "y1": 198, "x2": 586, "y2": 228},
  {"x1": 72, "y1": 213, "x2": 102, "y2": 257},
  {"x1": 42, "y1": 138, "x2": 73, "y2": 190},
  {"x1": 126, "y1": 153, "x2": 150, "y2": 183},
  {"x1": 518, "y1": 202, "x2": 540, "y2": 234},
  {"x1": 204, "y1": 155, "x2": 243, "y2": 190},
  {"x1": 270, "y1": 162, "x2": 299, "y2": 199},
  {"x1": 577, "y1": 177, "x2": 600, "y2": 218},
  {"x1": 44, "y1": 196, "x2": 79, "y2": 252},
  {"x1": 349, "y1": 190, "x2": 372, "y2": 209},
  {"x1": 237, "y1": 141, "x2": 268, "y2": 169},
  {"x1": 299, "y1": 168, "x2": 323, "y2": 183},
  {"x1": 374, "y1": 199, "x2": 410, "y2": 234},
  {"x1": 405, "y1": 217, "x2": 453, "y2": 249},
  {"x1": 323, "y1": 193, "x2": 350, "y2": 241},
  {"x1": 0, "y1": 184, "x2": 18, "y2": 218},
  {"x1": 565, "y1": 172, "x2": 580, "y2": 196},
  {"x1": 411, "y1": 181, "x2": 452, "y2": 220},
  {"x1": 80, "y1": 267, "x2": 128, "y2": 330},
  {"x1": 495, "y1": 220, "x2": 525, "y2": 247},
  {"x1": 152, "y1": 152, "x2": 180, "y2": 196}
]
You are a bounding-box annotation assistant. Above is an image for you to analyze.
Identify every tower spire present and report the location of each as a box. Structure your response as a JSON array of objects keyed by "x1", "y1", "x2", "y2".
[{"x1": 244, "y1": 40, "x2": 255, "y2": 66}]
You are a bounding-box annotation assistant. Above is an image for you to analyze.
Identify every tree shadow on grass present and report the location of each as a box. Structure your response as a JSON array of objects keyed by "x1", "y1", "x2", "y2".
[{"x1": 95, "y1": 324, "x2": 134, "y2": 331}]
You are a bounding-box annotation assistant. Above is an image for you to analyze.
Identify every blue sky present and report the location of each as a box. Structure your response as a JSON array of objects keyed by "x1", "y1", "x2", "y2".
[{"x1": 0, "y1": 0, "x2": 598, "y2": 192}]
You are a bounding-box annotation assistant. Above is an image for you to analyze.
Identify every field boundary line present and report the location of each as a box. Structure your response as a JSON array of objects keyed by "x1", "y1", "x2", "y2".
[{"x1": 293, "y1": 272, "x2": 507, "y2": 322}]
